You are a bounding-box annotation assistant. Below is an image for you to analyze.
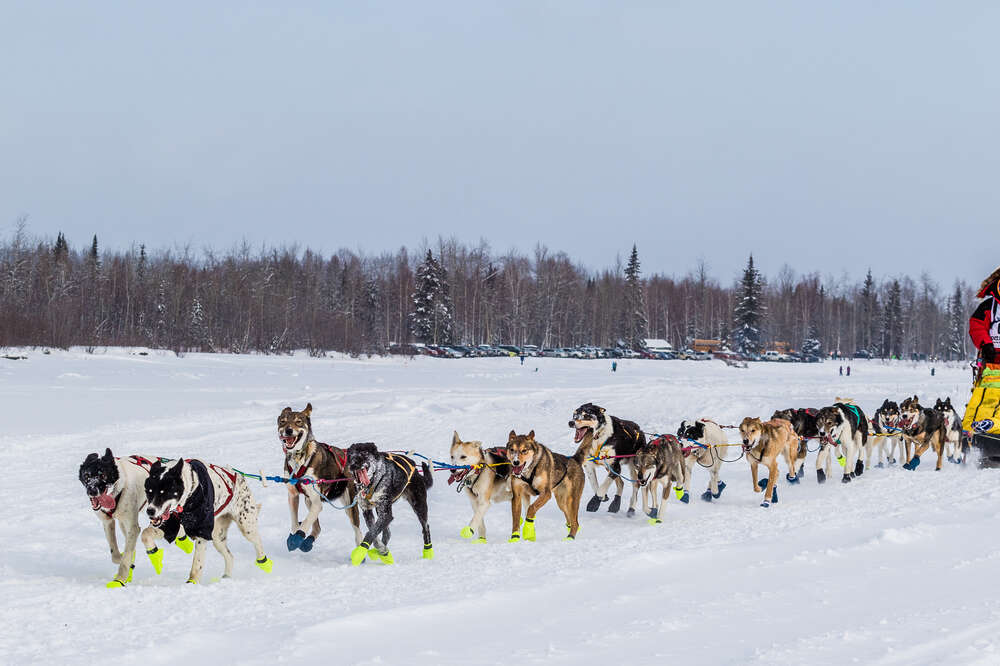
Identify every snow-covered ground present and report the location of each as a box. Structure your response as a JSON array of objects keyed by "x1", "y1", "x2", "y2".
[{"x1": 1, "y1": 350, "x2": 997, "y2": 665}]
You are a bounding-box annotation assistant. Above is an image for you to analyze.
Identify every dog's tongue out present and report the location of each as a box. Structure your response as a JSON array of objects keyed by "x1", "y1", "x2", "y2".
[
  {"x1": 573, "y1": 427, "x2": 587, "y2": 443},
  {"x1": 91, "y1": 493, "x2": 116, "y2": 512},
  {"x1": 357, "y1": 468, "x2": 370, "y2": 486}
]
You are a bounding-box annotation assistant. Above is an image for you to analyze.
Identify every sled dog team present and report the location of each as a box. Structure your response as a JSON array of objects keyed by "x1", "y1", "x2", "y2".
[{"x1": 78, "y1": 395, "x2": 964, "y2": 587}]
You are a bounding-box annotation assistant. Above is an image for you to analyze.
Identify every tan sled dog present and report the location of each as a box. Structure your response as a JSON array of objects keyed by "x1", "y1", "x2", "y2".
[
  {"x1": 632, "y1": 435, "x2": 687, "y2": 524},
  {"x1": 739, "y1": 417, "x2": 800, "y2": 508},
  {"x1": 448, "y1": 431, "x2": 513, "y2": 542},
  {"x1": 506, "y1": 430, "x2": 585, "y2": 541}
]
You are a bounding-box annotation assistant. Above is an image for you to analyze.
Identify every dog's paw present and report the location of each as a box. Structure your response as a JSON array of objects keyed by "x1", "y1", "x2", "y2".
[
  {"x1": 298, "y1": 536, "x2": 315, "y2": 553},
  {"x1": 648, "y1": 518, "x2": 663, "y2": 525},
  {"x1": 903, "y1": 455, "x2": 920, "y2": 471},
  {"x1": 854, "y1": 461, "x2": 865, "y2": 476},
  {"x1": 876, "y1": 462, "x2": 885, "y2": 469},
  {"x1": 563, "y1": 534, "x2": 576, "y2": 541},
  {"x1": 841, "y1": 474, "x2": 852, "y2": 484},
  {"x1": 837, "y1": 455, "x2": 846, "y2": 468},
  {"x1": 255, "y1": 556, "x2": 273, "y2": 573},
  {"x1": 147, "y1": 547, "x2": 164, "y2": 575},
  {"x1": 678, "y1": 491, "x2": 690, "y2": 504},
  {"x1": 757, "y1": 478, "x2": 769, "y2": 491},
  {"x1": 626, "y1": 507, "x2": 636, "y2": 518},
  {"x1": 287, "y1": 530, "x2": 306, "y2": 551},
  {"x1": 522, "y1": 518, "x2": 536, "y2": 542},
  {"x1": 700, "y1": 490, "x2": 714, "y2": 502},
  {"x1": 350, "y1": 543, "x2": 370, "y2": 566},
  {"x1": 887, "y1": 457, "x2": 896, "y2": 465},
  {"x1": 422, "y1": 544, "x2": 434, "y2": 560},
  {"x1": 816, "y1": 469, "x2": 826, "y2": 484},
  {"x1": 105, "y1": 579, "x2": 126, "y2": 589},
  {"x1": 508, "y1": 533, "x2": 521, "y2": 543},
  {"x1": 175, "y1": 535, "x2": 194, "y2": 554},
  {"x1": 474, "y1": 537, "x2": 487, "y2": 544},
  {"x1": 760, "y1": 500, "x2": 770, "y2": 508},
  {"x1": 607, "y1": 495, "x2": 622, "y2": 513},
  {"x1": 460, "y1": 526, "x2": 474, "y2": 539},
  {"x1": 712, "y1": 481, "x2": 726, "y2": 499},
  {"x1": 585, "y1": 495, "x2": 602, "y2": 512}
]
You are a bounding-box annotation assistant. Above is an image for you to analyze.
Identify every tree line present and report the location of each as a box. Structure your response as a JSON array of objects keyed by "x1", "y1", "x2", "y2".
[{"x1": 0, "y1": 220, "x2": 975, "y2": 359}]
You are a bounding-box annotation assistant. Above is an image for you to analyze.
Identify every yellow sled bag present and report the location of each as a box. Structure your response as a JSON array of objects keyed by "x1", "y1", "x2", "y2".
[{"x1": 963, "y1": 364, "x2": 1000, "y2": 436}]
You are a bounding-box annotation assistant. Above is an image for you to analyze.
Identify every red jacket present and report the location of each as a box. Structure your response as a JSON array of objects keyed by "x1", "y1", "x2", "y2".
[{"x1": 969, "y1": 298, "x2": 996, "y2": 349}]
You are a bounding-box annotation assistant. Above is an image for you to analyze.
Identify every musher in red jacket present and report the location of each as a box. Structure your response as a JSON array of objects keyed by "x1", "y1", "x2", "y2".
[{"x1": 970, "y1": 266, "x2": 1000, "y2": 363}]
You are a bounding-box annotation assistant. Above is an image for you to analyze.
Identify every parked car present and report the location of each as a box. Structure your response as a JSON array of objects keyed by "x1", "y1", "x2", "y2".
[
  {"x1": 496, "y1": 345, "x2": 520, "y2": 356},
  {"x1": 689, "y1": 351, "x2": 712, "y2": 361},
  {"x1": 521, "y1": 345, "x2": 540, "y2": 357},
  {"x1": 763, "y1": 350, "x2": 792, "y2": 362}
]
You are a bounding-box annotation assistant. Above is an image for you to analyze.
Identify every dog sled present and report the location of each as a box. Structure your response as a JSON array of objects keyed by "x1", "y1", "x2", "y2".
[{"x1": 963, "y1": 362, "x2": 1000, "y2": 468}]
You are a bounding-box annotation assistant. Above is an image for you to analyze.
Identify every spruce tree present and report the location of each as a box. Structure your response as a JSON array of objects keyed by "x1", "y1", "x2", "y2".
[
  {"x1": 859, "y1": 269, "x2": 879, "y2": 355},
  {"x1": 624, "y1": 244, "x2": 648, "y2": 349},
  {"x1": 947, "y1": 282, "x2": 966, "y2": 360},
  {"x1": 882, "y1": 280, "x2": 903, "y2": 359},
  {"x1": 802, "y1": 322, "x2": 822, "y2": 358},
  {"x1": 410, "y1": 250, "x2": 454, "y2": 345},
  {"x1": 732, "y1": 254, "x2": 766, "y2": 356}
]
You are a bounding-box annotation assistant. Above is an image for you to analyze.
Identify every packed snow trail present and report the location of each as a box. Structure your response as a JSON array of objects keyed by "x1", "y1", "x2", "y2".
[{"x1": 0, "y1": 350, "x2": 996, "y2": 665}]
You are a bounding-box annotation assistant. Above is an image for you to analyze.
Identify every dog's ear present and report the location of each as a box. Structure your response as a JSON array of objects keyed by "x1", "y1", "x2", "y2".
[
  {"x1": 149, "y1": 460, "x2": 163, "y2": 476},
  {"x1": 84, "y1": 452, "x2": 99, "y2": 464},
  {"x1": 508, "y1": 430, "x2": 517, "y2": 442},
  {"x1": 102, "y1": 448, "x2": 114, "y2": 462},
  {"x1": 303, "y1": 403, "x2": 312, "y2": 417},
  {"x1": 676, "y1": 423, "x2": 684, "y2": 437},
  {"x1": 452, "y1": 430, "x2": 461, "y2": 445},
  {"x1": 166, "y1": 459, "x2": 183, "y2": 476},
  {"x1": 280, "y1": 406, "x2": 292, "y2": 415},
  {"x1": 527, "y1": 430, "x2": 535, "y2": 440}
]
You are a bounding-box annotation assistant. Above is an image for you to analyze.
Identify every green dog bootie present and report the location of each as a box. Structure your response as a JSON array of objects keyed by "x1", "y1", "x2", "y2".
[
  {"x1": 351, "y1": 542, "x2": 370, "y2": 566},
  {"x1": 474, "y1": 537, "x2": 487, "y2": 544},
  {"x1": 837, "y1": 455, "x2": 846, "y2": 467},
  {"x1": 255, "y1": 556, "x2": 273, "y2": 573},
  {"x1": 175, "y1": 535, "x2": 194, "y2": 554},
  {"x1": 422, "y1": 543, "x2": 434, "y2": 560},
  {"x1": 147, "y1": 546, "x2": 164, "y2": 575},
  {"x1": 522, "y1": 518, "x2": 536, "y2": 542},
  {"x1": 508, "y1": 532, "x2": 521, "y2": 543},
  {"x1": 460, "y1": 526, "x2": 474, "y2": 539},
  {"x1": 106, "y1": 579, "x2": 125, "y2": 588}
]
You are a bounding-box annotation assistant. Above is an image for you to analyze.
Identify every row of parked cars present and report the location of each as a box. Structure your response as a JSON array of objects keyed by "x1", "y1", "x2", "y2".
[{"x1": 388, "y1": 343, "x2": 718, "y2": 360}]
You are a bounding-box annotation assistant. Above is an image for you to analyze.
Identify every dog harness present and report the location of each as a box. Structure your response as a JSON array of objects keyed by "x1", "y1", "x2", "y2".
[
  {"x1": 356, "y1": 453, "x2": 418, "y2": 503},
  {"x1": 285, "y1": 441, "x2": 349, "y2": 496}
]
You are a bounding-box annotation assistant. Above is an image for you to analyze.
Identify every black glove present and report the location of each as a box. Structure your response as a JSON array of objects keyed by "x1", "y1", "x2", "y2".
[{"x1": 983, "y1": 343, "x2": 997, "y2": 363}]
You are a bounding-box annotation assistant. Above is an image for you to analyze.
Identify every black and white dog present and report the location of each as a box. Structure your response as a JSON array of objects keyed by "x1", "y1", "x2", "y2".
[
  {"x1": 345, "y1": 442, "x2": 434, "y2": 565},
  {"x1": 143, "y1": 458, "x2": 272, "y2": 584},
  {"x1": 79, "y1": 448, "x2": 191, "y2": 587},
  {"x1": 814, "y1": 402, "x2": 869, "y2": 484},
  {"x1": 569, "y1": 403, "x2": 645, "y2": 513},
  {"x1": 933, "y1": 397, "x2": 964, "y2": 463},
  {"x1": 871, "y1": 399, "x2": 903, "y2": 467}
]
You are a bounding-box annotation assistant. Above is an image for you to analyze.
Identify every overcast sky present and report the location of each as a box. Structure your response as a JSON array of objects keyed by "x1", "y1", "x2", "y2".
[{"x1": 1, "y1": 2, "x2": 996, "y2": 287}]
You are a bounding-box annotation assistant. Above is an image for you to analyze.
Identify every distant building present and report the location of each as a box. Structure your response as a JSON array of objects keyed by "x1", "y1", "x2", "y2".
[
  {"x1": 691, "y1": 339, "x2": 723, "y2": 352},
  {"x1": 771, "y1": 341, "x2": 793, "y2": 353},
  {"x1": 643, "y1": 338, "x2": 675, "y2": 353}
]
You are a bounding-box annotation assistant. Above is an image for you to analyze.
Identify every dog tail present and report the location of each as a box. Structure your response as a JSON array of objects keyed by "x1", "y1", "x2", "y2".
[{"x1": 421, "y1": 461, "x2": 434, "y2": 489}]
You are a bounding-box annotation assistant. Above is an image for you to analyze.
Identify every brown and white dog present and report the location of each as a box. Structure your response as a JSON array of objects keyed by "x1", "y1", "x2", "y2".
[
  {"x1": 506, "y1": 430, "x2": 586, "y2": 541},
  {"x1": 738, "y1": 417, "x2": 800, "y2": 507},
  {"x1": 899, "y1": 396, "x2": 947, "y2": 471},
  {"x1": 278, "y1": 404, "x2": 363, "y2": 552},
  {"x1": 449, "y1": 431, "x2": 513, "y2": 542}
]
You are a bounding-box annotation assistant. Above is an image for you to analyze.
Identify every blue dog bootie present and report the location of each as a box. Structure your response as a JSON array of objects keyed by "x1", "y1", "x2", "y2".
[
  {"x1": 711, "y1": 480, "x2": 726, "y2": 499},
  {"x1": 287, "y1": 530, "x2": 306, "y2": 551}
]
